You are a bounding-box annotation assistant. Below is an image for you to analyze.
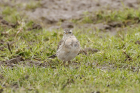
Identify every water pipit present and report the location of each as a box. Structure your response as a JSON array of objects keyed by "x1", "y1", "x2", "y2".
[{"x1": 56, "y1": 28, "x2": 80, "y2": 65}]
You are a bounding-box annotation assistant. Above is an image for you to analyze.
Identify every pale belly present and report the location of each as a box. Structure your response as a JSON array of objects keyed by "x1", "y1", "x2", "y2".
[
  {"x1": 57, "y1": 36, "x2": 80, "y2": 61},
  {"x1": 57, "y1": 45, "x2": 80, "y2": 61}
]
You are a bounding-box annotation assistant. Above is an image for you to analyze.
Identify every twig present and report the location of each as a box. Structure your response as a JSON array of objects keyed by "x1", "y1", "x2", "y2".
[
  {"x1": 7, "y1": 42, "x2": 12, "y2": 54},
  {"x1": 61, "y1": 79, "x2": 74, "y2": 90}
]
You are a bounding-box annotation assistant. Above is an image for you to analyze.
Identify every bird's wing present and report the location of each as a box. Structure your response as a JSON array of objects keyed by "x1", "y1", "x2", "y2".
[
  {"x1": 57, "y1": 39, "x2": 64, "y2": 50},
  {"x1": 49, "y1": 39, "x2": 64, "y2": 58}
]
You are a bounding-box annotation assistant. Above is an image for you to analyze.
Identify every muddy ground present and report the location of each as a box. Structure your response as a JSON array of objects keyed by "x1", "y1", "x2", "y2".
[
  {"x1": 0, "y1": 0, "x2": 140, "y2": 26},
  {"x1": 0, "y1": 0, "x2": 140, "y2": 34}
]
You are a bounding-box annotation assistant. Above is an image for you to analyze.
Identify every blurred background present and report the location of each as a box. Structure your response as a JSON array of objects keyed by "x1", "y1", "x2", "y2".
[{"x1": 0, "y1": 0, "x2": 140, "y2": 31}]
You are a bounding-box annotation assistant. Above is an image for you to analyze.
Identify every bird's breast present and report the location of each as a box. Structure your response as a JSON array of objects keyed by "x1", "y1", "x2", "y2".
[{"x1": 64, "y1": 37, "x2": 80, "y2": 49}]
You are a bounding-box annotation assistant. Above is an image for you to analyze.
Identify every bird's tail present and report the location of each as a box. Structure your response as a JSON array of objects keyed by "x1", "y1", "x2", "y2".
[{"x1": 48, "y1": 54, "x2": 57, "y2": 58}]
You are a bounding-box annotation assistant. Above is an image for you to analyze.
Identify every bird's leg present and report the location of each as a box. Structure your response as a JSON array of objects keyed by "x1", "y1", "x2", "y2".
[
  {"x1": 63, "y1": 61, "x2": 70, "y2": 66},
  {"x1": 63, "y1": 61, "x2": 66, "y2": 66},
  {"x1": 62, "y1": 61, "x2": 71, "y2": 66},
  {"x1": 68, "y1": 61, "x2": 71, "y2": 65}
]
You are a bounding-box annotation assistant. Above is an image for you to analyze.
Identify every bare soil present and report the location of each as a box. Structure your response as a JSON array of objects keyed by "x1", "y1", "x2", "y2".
[{"x1": 0, "y1": 0, "x2": 140, "y2": 25}]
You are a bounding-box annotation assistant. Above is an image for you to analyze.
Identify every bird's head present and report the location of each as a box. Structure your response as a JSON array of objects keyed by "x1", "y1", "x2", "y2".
[{"x1": 64, "y1": 28, "x2": 73, "y2": 36}]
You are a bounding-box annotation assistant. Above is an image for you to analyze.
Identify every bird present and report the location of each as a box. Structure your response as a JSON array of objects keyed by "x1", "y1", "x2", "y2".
[{"x1": 56, "y1": 28, "x2": 80, "y2": 65}]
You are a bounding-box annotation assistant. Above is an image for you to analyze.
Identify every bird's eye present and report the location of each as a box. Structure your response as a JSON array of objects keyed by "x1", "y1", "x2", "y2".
[{"x1": 68, "y1": 32, "x2": 72, "y2": 34}]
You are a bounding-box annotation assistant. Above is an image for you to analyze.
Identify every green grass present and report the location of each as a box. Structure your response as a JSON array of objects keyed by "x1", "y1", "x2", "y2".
[
  {"x1": 73, "y1": 8, "x2": 140, "y2": 24},
  {"x1": 1, "y1": 66, "x2": 140, "y2": 93},
  {"x1": 0, "y1": 5, "x2": 140, "y2": 93},
  {"x1": 25, "y1": 1, "x2": 41, "y2": 10}
]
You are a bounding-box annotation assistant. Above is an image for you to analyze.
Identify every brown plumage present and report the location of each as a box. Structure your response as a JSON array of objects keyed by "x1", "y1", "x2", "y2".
[{"x1": 56, "y1": 28, "x2": 80, "y2": 62}]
